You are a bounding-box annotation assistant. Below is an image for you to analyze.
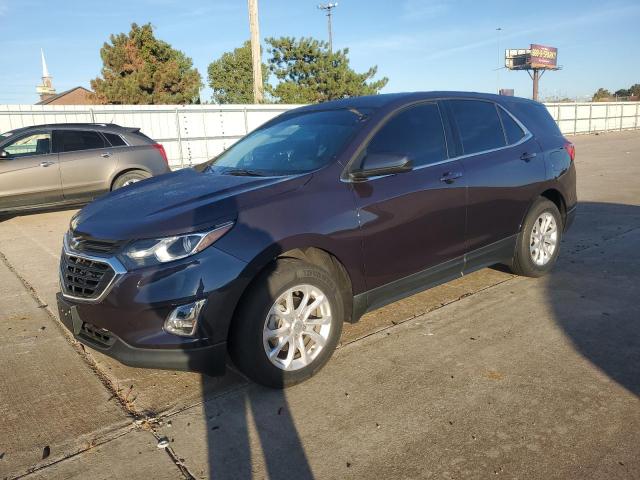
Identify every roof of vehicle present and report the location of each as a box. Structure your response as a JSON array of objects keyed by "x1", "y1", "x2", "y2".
[
  {"x1": 293, "y1": 91, "x2": 540, "y2": 113},
  {"x1": 2, "y1": 123, "x2": 137, "y2": 136}
]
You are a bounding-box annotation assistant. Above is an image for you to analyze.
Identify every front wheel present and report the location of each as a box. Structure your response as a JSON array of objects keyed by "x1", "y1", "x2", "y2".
[
  {"x1": 511, "y1": 197, "x2": 563, "y2": 277},
  {"x1": 228, "y1": 259, "x2": 344, "y2": 388}
]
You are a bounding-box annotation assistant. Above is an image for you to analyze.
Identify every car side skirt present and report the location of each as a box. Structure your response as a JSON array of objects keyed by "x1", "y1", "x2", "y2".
[{"x1": 352, "y1": 235, "x2": 518, "y2": 321}]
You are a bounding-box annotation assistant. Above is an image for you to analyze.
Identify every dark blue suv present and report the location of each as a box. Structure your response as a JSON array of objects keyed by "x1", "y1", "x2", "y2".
[{"x1": 57, "y1": 92, "x2": 576, "y2": 388}]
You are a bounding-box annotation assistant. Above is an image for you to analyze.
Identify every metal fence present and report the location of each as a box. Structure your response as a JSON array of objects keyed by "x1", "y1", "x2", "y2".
[
  {"x1": 544, "y1": 101, "x2": 640, "y2": 135},
  {"x1": 0, "y1": 104, "x2": 296, "y2": 169},
  {"x1": 1, "y1": 101, "x2": 639, "y2": 168}
]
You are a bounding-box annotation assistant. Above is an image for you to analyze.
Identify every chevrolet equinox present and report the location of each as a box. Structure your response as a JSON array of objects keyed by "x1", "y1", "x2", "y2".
[{"x1": 57, "y1": 92, "x2": 577, "y2": 388}]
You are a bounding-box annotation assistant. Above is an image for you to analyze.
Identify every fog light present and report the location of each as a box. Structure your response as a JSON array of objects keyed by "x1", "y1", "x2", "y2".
[{"x1": 164, "y1": 299, "x2": 206, "y2": 337}]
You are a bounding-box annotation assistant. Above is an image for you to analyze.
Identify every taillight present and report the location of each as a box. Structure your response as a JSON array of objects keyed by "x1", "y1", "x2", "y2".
[
  {"x1": 564, "y1": 142, "x2": 575, "y2": 162},
  {"x1": 152, "y1": 143, "x2": 168, "y2": 166}
]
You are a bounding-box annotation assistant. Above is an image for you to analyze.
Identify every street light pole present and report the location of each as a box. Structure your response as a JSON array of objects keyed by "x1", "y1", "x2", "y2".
[
  {"x1": 247, "y1": 0, "x2": 264, "y2": 103},
  {"x1": 318, "y1": 3, "x2": 338, "y2": 53}
]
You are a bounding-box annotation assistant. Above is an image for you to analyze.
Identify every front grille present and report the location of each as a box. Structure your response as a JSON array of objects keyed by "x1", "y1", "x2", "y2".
[
  {"x1": 60, "y1": 253, "x2": 115, "y2": 299},
  {"x1": 79, "y1": 322, "x2": 115, "y2": 348},
  {"x1": 68, "y1": 234, "x2": 121, "y2": 255}
]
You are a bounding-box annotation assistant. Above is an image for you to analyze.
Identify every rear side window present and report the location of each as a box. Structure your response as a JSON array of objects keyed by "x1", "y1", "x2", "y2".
[
  {"x1": 507, "y1": 102, "x2": 561, "y2": 137},
  {"x1": 498, "y1": 108, "x2": 525, "y2": 144},
  {"x1": 55, "y1": 130, "x2": 105, "y2": 153},
  {"x1": 449, "y1": 100, "x2": 506, "y2": 155},
  {"x1": 367, "y1": 103, "x2": 447, "y2": 167},
  {"x1": 103, "y1": 132, "x2": 127, "y2": 147}
]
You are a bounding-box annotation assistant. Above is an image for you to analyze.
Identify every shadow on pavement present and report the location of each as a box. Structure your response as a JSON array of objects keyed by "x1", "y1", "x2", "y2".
[
  {"x1": 184, "y1": 200, "x2": 639, "y2": 479},
  {"x1": 199, "y1": 375, "x2": 313, "y2": 479},
  {"x1": 545, "y1": 201, "x2": 640, "y2": 397}
]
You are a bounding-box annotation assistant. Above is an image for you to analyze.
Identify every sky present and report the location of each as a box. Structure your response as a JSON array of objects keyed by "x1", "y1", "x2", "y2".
[{"x1": 1, "y1": 0, "x2": 639, "y2": 104}]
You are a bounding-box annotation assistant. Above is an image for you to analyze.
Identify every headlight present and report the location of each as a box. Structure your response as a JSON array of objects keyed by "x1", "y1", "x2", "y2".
[{"x1": 119, "y1": 222, "x2": 233, "y2": 269}]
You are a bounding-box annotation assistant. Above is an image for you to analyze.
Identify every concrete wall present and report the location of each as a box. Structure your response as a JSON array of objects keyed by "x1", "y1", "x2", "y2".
[{"x1": 2, "y1": 101, "x2": 639, "y2": 169}]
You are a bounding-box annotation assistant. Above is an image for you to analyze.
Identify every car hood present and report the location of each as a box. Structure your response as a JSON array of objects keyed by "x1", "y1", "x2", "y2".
[{"x1": 72, "y1": 168, "x2": 310, "y2": 240}]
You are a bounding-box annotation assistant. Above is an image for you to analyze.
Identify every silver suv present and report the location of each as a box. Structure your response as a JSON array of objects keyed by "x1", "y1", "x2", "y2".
[{"x1": 0, "y1": 123, "x2": 171, "y2": 213}]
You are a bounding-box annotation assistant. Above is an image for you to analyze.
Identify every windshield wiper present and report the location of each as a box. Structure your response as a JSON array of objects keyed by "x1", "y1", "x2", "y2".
[{"x1": 222, "y1": 168, "x2": 266, "y2": 177}]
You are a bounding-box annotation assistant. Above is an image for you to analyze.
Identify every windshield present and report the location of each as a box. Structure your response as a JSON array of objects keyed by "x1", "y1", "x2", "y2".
[{"x1": 204, "y1": 108, "x2": 371, "y2": 176}]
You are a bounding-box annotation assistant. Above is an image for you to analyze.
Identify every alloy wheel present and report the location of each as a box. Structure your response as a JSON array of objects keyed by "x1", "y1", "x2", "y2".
[
  {"x1": 263, "y1": 284, "x2": 332, "y2": 371},
  {"x1": 529, "y1": 212, "x2": 558, "y2": 266}
]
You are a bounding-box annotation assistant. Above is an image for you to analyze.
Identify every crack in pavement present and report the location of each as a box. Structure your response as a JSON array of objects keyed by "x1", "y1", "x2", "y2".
[
  {"x1": 4, "y1": 216, "x2": 638, "y2": 478},
  {"x1": 0, "y1": 249, "x2": 137, "y2": 419},
  {"x1": 0, "y1": 249, "x2": 194, "y2": 480},
  {"x1": 11, "y1": 426, "x2": 137, "y2": 480}
]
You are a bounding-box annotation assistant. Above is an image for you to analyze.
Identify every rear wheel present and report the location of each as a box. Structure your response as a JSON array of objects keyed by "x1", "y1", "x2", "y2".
[
  {"x1": 112, "y1": 170, "x2": 150, "y2": 190},
  {"x1": 511, "y1": 197, "x2": 563, "y2": 277},
  {"x1": 229, "y1": 258, "x2": 344, "y2": 388}
]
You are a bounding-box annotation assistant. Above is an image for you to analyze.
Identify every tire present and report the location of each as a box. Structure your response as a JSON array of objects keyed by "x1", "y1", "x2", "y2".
[
  {"x1": 111, "y1": 170, "x2": 150, "y2": 190},
  {"x1": 228, "y1": 258, "x2": 344, "y2": 388},
  {"x1": 511, "y1": 197, "x2": 563, "y2": 277}
]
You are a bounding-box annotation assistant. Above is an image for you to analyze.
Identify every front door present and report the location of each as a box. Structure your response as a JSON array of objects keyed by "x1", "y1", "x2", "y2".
[
  {"x1": 350, "y1": 102, "x2": 467, "y2": 293},
  {"x1": 0, "y1": 131, "x2": 62, "y2": 210}
]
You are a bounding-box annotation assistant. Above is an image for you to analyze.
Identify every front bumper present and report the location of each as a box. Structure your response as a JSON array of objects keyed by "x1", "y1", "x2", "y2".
[
  {"x1": 57, "y1": 293, "x2": 227, "y2": 374},
  {"x1": 57, "y1": 241, "x2": 251, "y2": 375}
]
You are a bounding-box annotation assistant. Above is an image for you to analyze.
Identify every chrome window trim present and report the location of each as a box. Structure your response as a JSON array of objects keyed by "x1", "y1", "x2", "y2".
[
  {"x1": 342, "y1": 99, "x2": 533, "y2": 183},
  {"x1": 59, "y1": 232, "x2": 127, "y2": 304}
]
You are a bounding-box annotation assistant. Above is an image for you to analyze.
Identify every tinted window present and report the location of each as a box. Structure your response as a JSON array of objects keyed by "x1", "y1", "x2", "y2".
[
  {"x1": 449, "y1": 100, "x2": 506, "y2": 154},
  {"x1": 3, "y1": 133, "x2": 51, "y2": 158},
  {"x1": 208, "y1": 109, "x2": 370, "y2": 175},
  {"x1": 55, "y1": 130, "x2": 105, "y2": 153},
  {"x1": 508, "y1": 102, "x2": 561, "y2": 136},
  {"x1": 103, "y1": 132, "x2": 127, "y2": 147},
  {"x1": 498, "y1": 107, "x2": 525, "y2": 144},
  {"x1": 366, "y1": 103, "x2": 447, "y2": 167}
]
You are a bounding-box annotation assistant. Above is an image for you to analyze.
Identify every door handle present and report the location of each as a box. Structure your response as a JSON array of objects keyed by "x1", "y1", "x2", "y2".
[
  {"x1": 39, "y1": 161, "x2": 54, "y2": 167},
  {"x1": 101, "y1": 152, "x2": 112, "y2": 158},
  {"x1": 440, "y1": 171, "x2": 463, "y2": 184},
  {"x1": 520, "y1": 152, "x2": 537, "y2": 162}
]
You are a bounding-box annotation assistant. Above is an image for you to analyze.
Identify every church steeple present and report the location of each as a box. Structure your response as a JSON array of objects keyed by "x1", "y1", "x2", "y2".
[{"x1": 36, "y1": 49, "x2": 56, "y2": 101}]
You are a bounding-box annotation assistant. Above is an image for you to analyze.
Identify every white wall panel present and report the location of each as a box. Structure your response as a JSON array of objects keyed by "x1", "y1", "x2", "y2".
[{"x1": 2, "y1": 102, "x2": 638, "y2": 168}]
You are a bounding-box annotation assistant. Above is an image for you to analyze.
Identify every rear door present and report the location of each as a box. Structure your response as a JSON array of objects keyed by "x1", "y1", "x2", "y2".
[
  {"x1": 351, "y1": 102, "x2": 467, "y2": 292},
  {"x1": 445, "y1": 99, "x2": 544, "y2": 256},
  {"x1": 54, "y1": 129, "x2": 118, "y2": 202},
  {"x1": 0, "y1": 130, "x2": 62, "y2": 209}
]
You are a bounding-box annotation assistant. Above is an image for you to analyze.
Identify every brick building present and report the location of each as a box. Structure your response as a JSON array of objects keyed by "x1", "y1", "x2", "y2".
[{"x1": 36, "y1": 86, "x2": 96, "y2": 105}]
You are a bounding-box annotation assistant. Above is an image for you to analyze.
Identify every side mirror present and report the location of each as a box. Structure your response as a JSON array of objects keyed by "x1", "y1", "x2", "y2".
[
  {"x1": 349, "y1": 153, "x2": 413, "y2": 181},
  {"x1": 0, "y1": 149, "x2": 8, "y2": 159}
]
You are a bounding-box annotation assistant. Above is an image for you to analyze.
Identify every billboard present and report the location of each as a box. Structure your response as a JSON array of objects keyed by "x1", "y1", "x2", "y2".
[
  {"x1": 529, "y1": 44, "x2": 558, "y2": 68},
  {"x1": 505, "y1": 45, "x2": 558, "y2": 70},
  {"x1": 505, "y1": 49, "x2": 530, "y2": 70}
]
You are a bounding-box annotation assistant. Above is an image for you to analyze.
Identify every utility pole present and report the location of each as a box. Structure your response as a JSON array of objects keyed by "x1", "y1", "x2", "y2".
[
  {"x1": 317, "y1": 3, "x2": 338, "y2": 53},
  {"x1": 247, "y1": 0, "x2": 263, "y2": 103},
  {"x1": 496, "y1": 27, "x2": 502, "y2": 94}
]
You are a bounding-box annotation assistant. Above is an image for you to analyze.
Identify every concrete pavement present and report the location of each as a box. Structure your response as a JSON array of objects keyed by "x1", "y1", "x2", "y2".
[{"x1": 0, "y1": 131, "x2": 638, "y2": 479}]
